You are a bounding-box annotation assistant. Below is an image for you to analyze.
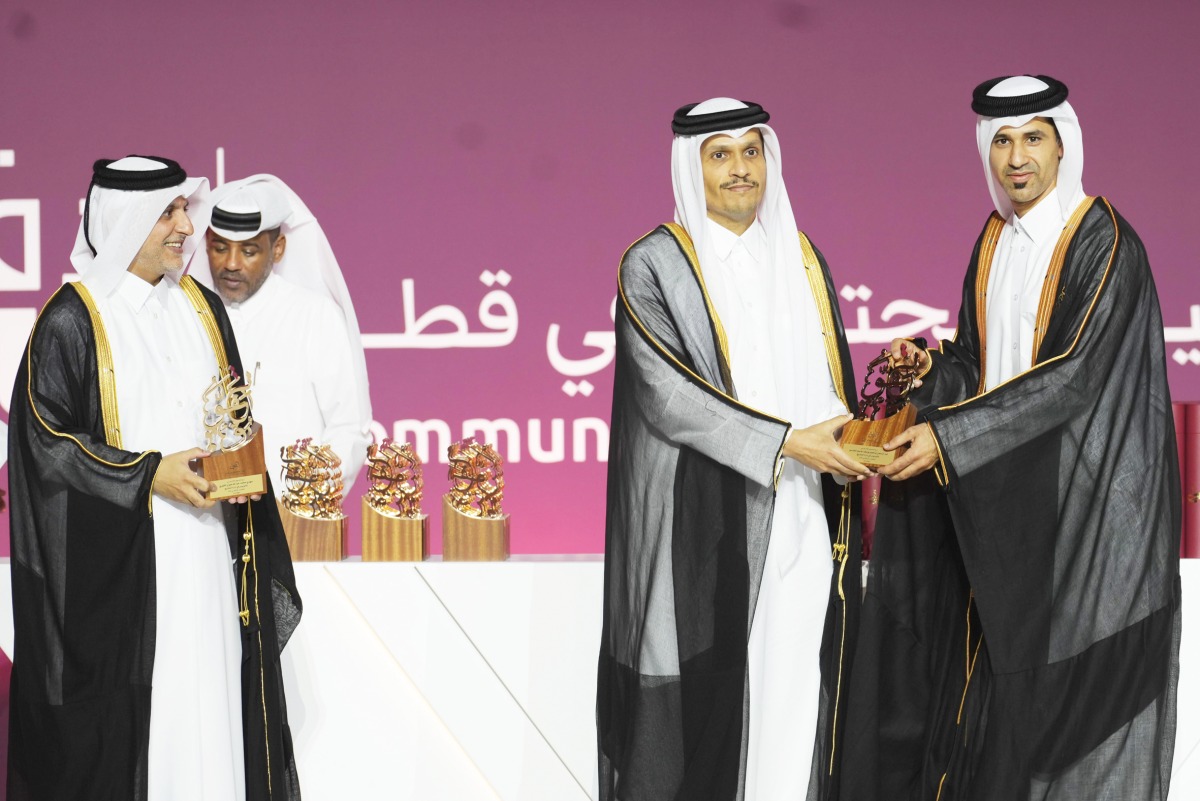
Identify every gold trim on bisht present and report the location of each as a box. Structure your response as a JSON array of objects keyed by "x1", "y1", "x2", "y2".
[
  {"x1": 973, "y1": 213, "x2": 1006, "y2": 395},
  {"x1": 1031, "y1": 197, "x2": 1096, "y2": 361},
  {"x1": 71, "y1": 282, "x2": 123, "y2": 449},
  {"x1": 940, "y1": 197, "x2": 1117, "y2": 414},
  {"x1": 798, "y1": 231, "x2": 850, "y2": 412},
  {"x1": 179, "y1": 275, "x2": 230, "y2": 370},
  {"x1": 616, "y1": 229, "x2": 789, "y2": 433},
  {"x1": 663, "y1": 222, "x2": 735, "y2": 391}
]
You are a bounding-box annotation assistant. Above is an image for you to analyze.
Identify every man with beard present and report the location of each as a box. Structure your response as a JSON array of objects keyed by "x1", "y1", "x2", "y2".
[
  {"x1": 6, "y1": 156, "x2": 302, "y2": 801},
  {"x1": 191, "y1": 175, "x2": 371, "y2": 492},
  {"x1": 598, "y1": 98, "x2": 867, "y2": 801},
  {"x1": 842, "y1": 75, "x2": 1180, "y2": 801}
]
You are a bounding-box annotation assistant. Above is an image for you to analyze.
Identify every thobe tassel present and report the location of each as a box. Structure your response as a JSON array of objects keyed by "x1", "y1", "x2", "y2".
[
  {"x1": 239, "y1": 506, "x2": 254, "y2": 627},
  {"x1": 829, "y1": 484, "x2": 852, "y2": 775}
]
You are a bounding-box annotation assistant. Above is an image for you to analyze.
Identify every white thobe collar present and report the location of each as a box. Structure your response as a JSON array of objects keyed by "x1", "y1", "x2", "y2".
[
  {"x1": 706, "y1": 217, "x2": 767, "y2": 264},
  {"x1": 1008, "y1": 186, "x2": 1066, "y2": 244},
  {"x1": 115, "y1": 271, "x2": 173, "y2": 314}
]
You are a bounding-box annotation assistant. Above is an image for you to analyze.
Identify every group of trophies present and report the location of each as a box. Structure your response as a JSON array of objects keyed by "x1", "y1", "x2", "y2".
[
  {"x1": 199, "y1": 366, "x2": 509, "y2": 562},
  {"x1": 195, "y1": 348, "x2": 919, "y2": 562}
]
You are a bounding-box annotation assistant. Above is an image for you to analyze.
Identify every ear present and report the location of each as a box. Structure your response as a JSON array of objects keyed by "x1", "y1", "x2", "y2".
[{"x1": 273, "y1": 234, "x2": 287, "y2": 263}]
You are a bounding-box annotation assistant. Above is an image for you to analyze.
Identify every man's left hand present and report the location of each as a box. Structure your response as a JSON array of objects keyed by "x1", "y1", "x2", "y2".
[{"x1": 876, "y1": 423, "x2": 940, "y2": 481}]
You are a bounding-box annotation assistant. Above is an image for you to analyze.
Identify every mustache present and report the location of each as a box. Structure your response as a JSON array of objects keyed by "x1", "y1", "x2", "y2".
[{"x1": 721, "y1": 180, "x2": 760, "y2": 189}]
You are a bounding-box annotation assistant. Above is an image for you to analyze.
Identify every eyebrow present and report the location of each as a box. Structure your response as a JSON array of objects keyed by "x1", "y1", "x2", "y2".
[
  {"x1": 702, "y1": 141, "x2": 759, "y2": 155},
  {"x1": 994, "y1": 129, "x2": 1051, "y2": 142}
]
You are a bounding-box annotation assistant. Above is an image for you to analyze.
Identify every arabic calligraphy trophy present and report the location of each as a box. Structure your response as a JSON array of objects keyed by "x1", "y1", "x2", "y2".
[
  {"x1": 361, "y1": 438, "x2": 428, "y2": 561},
  {"x1": 276, "y1": 437, "x2": 347, "y2": 561},
  {"x1": 197, "y1": 366, "x2": 268, "y2": 500},
  {"x1": 441, "y1": 437, "x2": 510, "y2": 561},
  {"x1": 838, "y1": 349, "x2": 920, "y2": 467}
]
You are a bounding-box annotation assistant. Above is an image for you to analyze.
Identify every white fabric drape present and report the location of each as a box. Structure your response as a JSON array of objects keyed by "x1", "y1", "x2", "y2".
[
  {"x1": 975, "y1": 76, "x2": 1085, "y2": 220},
  {"x1": 71, "y1": 156, "x2": 208, "y2": 299},
  {"x1": 671, "y1": 98, "x2": 846, "y2": 798},
  {"x1": 190, "y1": 175, "x2": 373, "y2": 440},
  {"x1": 97, "y1": 272, "x2": 245, "y2": 801},
  {"x1": 975, "y1": 77, "x2": 1088, "y2": 387}
]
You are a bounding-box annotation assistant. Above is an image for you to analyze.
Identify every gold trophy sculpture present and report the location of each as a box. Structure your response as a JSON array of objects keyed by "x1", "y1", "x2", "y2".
[
  {"x1": 441, "y1": 437, "x2": 510, "y2": 561},
  {"x1": 838, "y1": 349, "x2": 920, "y2": 467},
  {"x1": 361, "y1": 439, "x2": 428, "y2": 561},
  {"x1": 198, "y1": 366, "x2": 267, "y2": 500},
  {"x1": 277, "y1": 437, "x2": 347, "y2": 561}
]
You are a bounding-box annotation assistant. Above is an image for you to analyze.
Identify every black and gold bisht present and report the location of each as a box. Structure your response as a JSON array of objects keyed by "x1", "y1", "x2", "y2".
[
  {"x1": 7, "y1": 175, "x2": 302, "y2": 801},
  {"x1": 598, "y1": 216, "x2": 862, "y2": 801},
  {"x1": 840, "y1": 83, "x2": 1180, "y2": 798}
]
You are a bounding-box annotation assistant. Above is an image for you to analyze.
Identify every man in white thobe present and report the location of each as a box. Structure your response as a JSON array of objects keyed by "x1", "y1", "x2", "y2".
[
  {"x1": 6, "y1": 155, "x2": 284, "y2": 800},
  {"x1": 598, "y1": 98, "x2": 868, "y2": 801},
  {"x1": 190, "y1": 175, "x2": 372, "y2": 492}
]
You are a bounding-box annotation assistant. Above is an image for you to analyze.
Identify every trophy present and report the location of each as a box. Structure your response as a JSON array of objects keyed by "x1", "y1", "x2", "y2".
[
  {"x1": 441, "y1": 437, "x2": 509, "y2": 561},
  {"x1": 838, "y1": 349, "x2": 919, "y2": 467},
  {"x1": 198, "y1": 366, "x2": 267, "y2": 500},
  {"x1": 361, "y1": 438, "x2": 429, "y2": 561},
  {"x1": 276, "y1": 437, "x2": 346, "y2": 561}
]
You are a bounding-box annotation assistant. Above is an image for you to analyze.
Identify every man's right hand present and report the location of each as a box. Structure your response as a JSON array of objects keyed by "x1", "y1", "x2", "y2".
[
  {"x1": 782, "y1": 415, "x2": 872, "y2": 480},
  {"x1": 153, "y1": 448, "x2": 217, "y2": 509}
]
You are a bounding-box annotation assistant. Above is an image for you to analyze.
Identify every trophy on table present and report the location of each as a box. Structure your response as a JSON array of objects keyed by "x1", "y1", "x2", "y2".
[
  {"x1": 277, "y1": 437, "x2": 347, "y2": 561},
  {"x1": 838, "y1": 349, "x2": 920, "y2": 467},
  {"x1": 441, "y1": 437, "x2": 510, "y2": 561},
  {"x1": 361, "y1": 438, "x2": 429, "y2": 561},
  {"x1": 198, "y1": 366, "x2": 268, "y2": 500}
]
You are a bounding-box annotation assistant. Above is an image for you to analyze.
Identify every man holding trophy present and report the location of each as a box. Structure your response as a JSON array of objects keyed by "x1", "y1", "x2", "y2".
[
  {"x1": 6, "y1": 156, "x2": 302, "y2": 800},
  {"x1": 598, "y1": 98, "x2": 867, "y2": 800},
  {"x1": 842, "y1": 76, "x2": 1181, "y2": 800},
  {"x1": 191, "y1": 174, "x2": 372, "y2": 494}
]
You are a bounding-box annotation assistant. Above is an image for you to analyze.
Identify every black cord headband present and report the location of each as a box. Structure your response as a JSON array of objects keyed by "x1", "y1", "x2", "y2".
[
  {"x1": 671, "y1": 102, "x2": 770, "y2": 136},
  {"x1": 971, "y1": 75, "x2": 1069, "y2": 117},
  {"x1": 82, "y1": 156, "x2": 187, "y2": 257}
]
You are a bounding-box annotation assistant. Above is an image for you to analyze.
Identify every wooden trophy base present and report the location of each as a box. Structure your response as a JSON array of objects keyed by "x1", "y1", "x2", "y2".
[
  {"x1": 361, "y1": 499, "x2": 428, "y2": 561},
  {"x1": 441, "y1": 495, "x2": 509, "y2": 561},
  {"x1": 198, "y1": 422, "x2": 267, "y2": 500},
  {"x1": 277, "y1": 500, "x2": 346, "y2": 561},
  {"x1": 839, "y1": 404, "x2": 918, "y2": 468}
]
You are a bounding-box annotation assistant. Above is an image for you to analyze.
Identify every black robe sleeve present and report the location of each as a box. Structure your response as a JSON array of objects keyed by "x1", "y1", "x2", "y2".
[
  {"x1": 599, "y1": 228, "x2": 861, "y2": 801},
  {"x1": 842, "y1": 200, "x2": 1180, "y2": 801},
  {"x1": 7, "y1": 286, "x2": 161, "y2": 801}
]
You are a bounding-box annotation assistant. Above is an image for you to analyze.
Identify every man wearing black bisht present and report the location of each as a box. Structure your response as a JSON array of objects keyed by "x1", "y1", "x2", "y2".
[
  {"x1": 6, "y1": 157, "x2": 302, "y2": 800},
  {"x1": 841, "y1": 76, "x2": 1181, "y2": 800},
  {"x1": 598, "y1": 98, "x2": 868, "y2": 801}
]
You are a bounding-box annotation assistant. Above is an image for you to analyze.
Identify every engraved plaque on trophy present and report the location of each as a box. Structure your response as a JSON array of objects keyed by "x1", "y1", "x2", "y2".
[
  {"x1": 361, "y1": 438, "x2": 429, "y2": 561},
  {"x1": 277, "y1": 438, "x2": 347, "y2": 561},
  {"x1": 197, "y1": 366, "x2": 268, "y2": 500},
  {"x1": 838, "y1": 349, "x2": 919, "y2": 467},
  {"x1": 441, "y1": 437, "x2": 510, "y2": 561}
]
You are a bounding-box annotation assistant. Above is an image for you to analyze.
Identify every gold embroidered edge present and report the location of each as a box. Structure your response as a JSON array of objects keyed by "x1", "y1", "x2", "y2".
[
  {"x1": 71, "y1": 282, "x2": 122, "y2": 449},
  {"x1": 798, "y1": 231, "x2": 850, "y2": 412},
  {"x1": 24, "y1": 285, "x2": 158, "y2": 514},
  {"x1": 662, "y1": 222, "x2": 735, "y2": 388},
  {"x1": 938, "y1": 198, "x2": 1118, "y2": 413},
  {"x1": 179, "y1": 275, "x2": 230, "y2": 369},
  {"x1": 618, "y1": 225, "x2": 791, "y2": 487},
  {"x1": 1030, "y1": 197, "x2": 1096, "y2": 361},
  {"x1": 973, "y1": 213, "x2": 1006, "y2": 394}
]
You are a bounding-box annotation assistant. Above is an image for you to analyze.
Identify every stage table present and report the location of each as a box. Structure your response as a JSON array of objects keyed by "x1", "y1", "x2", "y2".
[{"x1": 1, "y1": 558, "x2": 1197, "y2": 800}]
